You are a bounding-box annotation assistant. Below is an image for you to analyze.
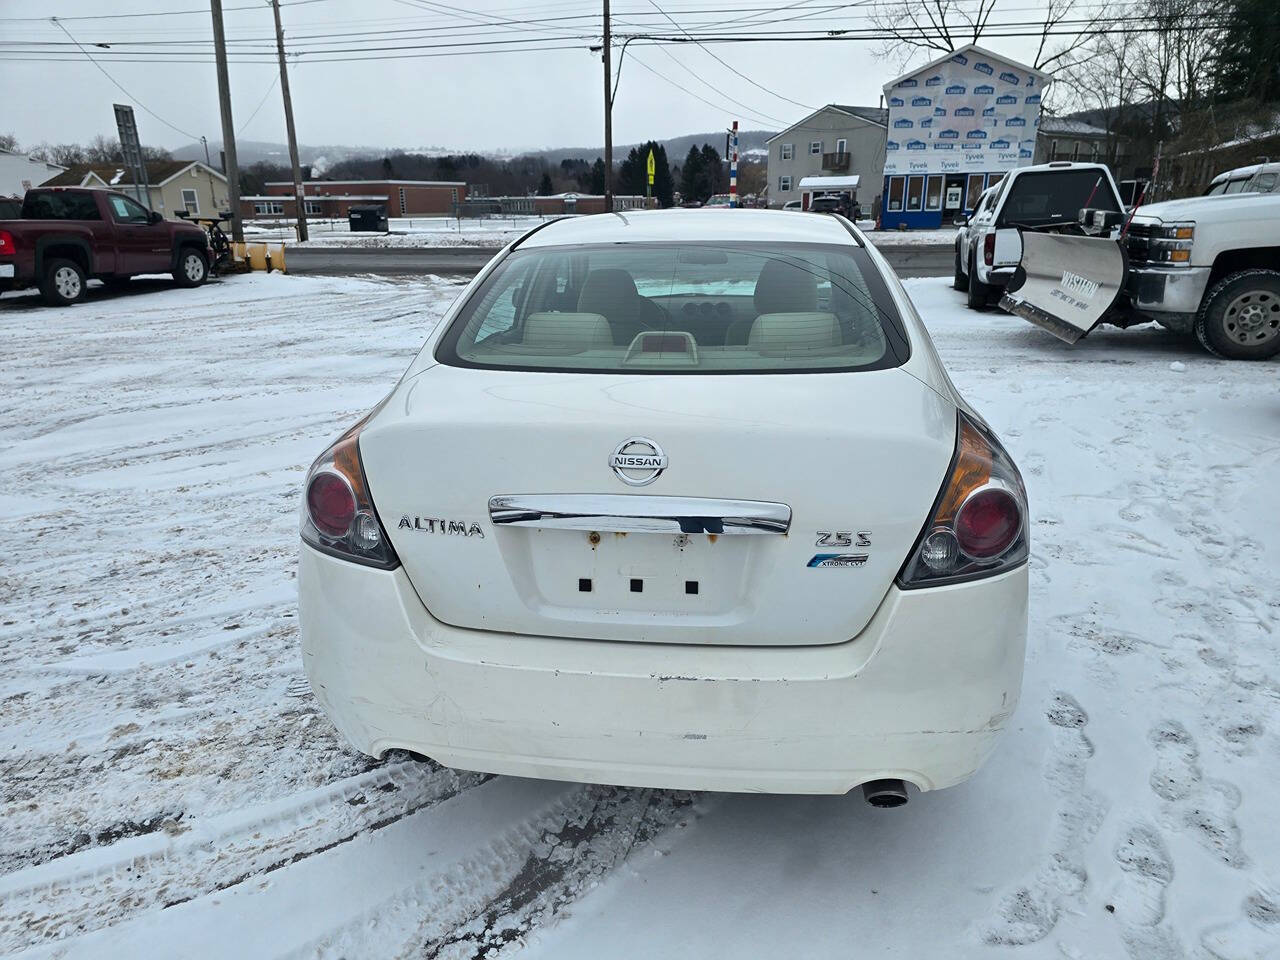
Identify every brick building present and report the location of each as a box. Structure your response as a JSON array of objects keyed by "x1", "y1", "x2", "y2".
[{"x1": 242, "y1": 179, "x2": 467, "y2": 219}]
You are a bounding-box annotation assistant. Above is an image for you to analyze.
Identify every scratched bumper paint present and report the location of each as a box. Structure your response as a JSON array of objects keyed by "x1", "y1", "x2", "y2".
[{"x1": 300, "y1": 544, "x2": 1028, "y2": 795}]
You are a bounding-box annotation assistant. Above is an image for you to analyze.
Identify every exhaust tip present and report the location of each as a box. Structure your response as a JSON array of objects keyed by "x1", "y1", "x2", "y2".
[{"x1": 861, "y1": 779, "x2": 909, "y2": 808}]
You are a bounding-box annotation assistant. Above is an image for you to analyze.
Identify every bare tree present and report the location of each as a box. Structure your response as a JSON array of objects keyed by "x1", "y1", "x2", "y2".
[
  {"x1": 868, "y1": 0, "x2": 999, "y2": 68},
  {"x1": 1054, "y1": 25, "x2": 1143, "y2": 169},
  {"x1": 28, "y1": 142, "x2": 87, "y2": 166},
  {"x1": 0, "y1": 133, "x2": 18, "y2": 153}
]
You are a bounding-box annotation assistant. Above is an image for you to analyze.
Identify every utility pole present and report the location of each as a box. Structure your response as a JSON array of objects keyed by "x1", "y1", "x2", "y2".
[
  {"x1": 210, "y1": 0, "x2": 243, "y2": 243},
  {"x1": 602, "y1": 0, "x2": 613, "y2": 212},
  {"x1": 271, "y1": 0, "x2": 308, "y2": 241}
]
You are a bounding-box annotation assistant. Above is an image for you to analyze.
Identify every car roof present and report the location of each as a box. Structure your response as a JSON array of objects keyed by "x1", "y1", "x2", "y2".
[{"x1": 517, "y1": 208, "x2": 858, "y2": 248}]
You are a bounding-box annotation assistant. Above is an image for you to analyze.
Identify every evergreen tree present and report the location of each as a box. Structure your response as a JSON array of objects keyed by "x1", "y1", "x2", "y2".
[
  {"x1": 589, "y1": 158, "x2": 606, "y2": 194},
  {"x1": 1213, "y1": 0, "x2": 1280, "y2": 103},
  {"x1": 538, "y1": 171, "x2": 554, "y2": 195},
  {"x1": 700, "y1": 144, "x2": 725, "y2": 196},
  {"x1": 679, "y1": 145, "x2": 705, "y2": 201}
]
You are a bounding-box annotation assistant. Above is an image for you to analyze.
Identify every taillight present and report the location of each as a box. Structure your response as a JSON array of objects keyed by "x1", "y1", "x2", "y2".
[
  {"x1": 300, "y1": 417, "x2": 398, "y2": 569},
  {"x1": 898, "y1": 411, "x2": 1028, "y2": 588},
  {"x1": 983, "y1": 232, "x2": 995, "y2": 266},
  {"x1": 0, "y1": 231, "x2": 15, "y2": 256}
]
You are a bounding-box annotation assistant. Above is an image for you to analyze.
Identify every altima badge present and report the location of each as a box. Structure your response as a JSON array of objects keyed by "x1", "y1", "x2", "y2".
[
  {"x1": 609, "y1": 437, "x2": 667, "y2": 486},
  {"x1": 399, "y1": 516, "x2": 484, "y2": 537}
]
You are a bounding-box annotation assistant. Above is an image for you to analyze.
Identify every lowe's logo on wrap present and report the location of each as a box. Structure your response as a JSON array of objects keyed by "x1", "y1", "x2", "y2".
[
  {"x1": 951, "y1": 53, "x2": 969, "y2": 65},
  {"x1": 997, "y1": 94, "x2": 1018, "y2": 105},
  {"x1": 1026, "y1": 94, "x2": 1041, "y2": 104},
  {"x1": 906, "y1": 140, "x2": 926, "y2": 151},
  {"x1": 911, "y1": 96, "x2": 932, "y2": 107},
  {"x1": 967, "y1": 130, "x2": 988, "y2": 140},
  {"x1": 963, "y1": 144, "x2": 984, "y2": 153},
  {"x1": 898, "y1": 77, "x2": 918, "y2": 88},
  {"x1": 925, "y1": 75, "x2": 943, "y2": 87},
  {"x1": 934, "y1": 107, "x2": 947, "y2": 116},
  {"x1": 991, "y1": 138, "x2": 1011, "y2": 149},
  {"x1": 920, "y1": 118, "x2": 933, "y2": 128},
  {"x1": 1006, "y1": 116, "x2": 1027, "y2": 127},
  {"x1": 894, "y1": 118, "x2": 914, "y2": 128},
  {"x1": 954, "y1": 107, "x2": 975, "y2": 117},
  {"x1": 999, "y1": 71, "x2": 1021, "y2": 85},
  {"x1": 974, "y1": 84, "x2": 995, "y2": 95},
  {"x1": 974, "y1": 61, "x2": 994, "y2": 75},
  {"x1": 933, "y1": 142, "x2": 954, "y2": 150},
  {"x1": 1020, "y1": 148, "x2": 1034, "y2": 158},
  {"x1": 945, "y1": 84, "x2": 966, "y2": 95},
  {"x1": 886, "y1": 140, "x2": 900, "y2": 151},
  {"x1": 889, "y1": 96, "x2": 904, "y2": 107},
  {"x1": 939, "y1": 128, "x2": 959, "y2": 139},
  {"x1": 983, "y1": 107, "x2": 996, "y2": 117}
]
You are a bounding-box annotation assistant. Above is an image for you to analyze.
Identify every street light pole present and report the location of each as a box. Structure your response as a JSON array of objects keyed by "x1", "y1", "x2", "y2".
[
  {"x1": 602, "y1": 0, "x2": 613, "y2": 213},
  {"x1": 271, "y1": 0, "x2": 308, "y2": 242}
]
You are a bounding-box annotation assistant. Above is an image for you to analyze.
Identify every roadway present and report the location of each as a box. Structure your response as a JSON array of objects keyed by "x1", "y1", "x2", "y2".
[{"x1": 284, "y1": 243, "x2": 954, "y2": 279}]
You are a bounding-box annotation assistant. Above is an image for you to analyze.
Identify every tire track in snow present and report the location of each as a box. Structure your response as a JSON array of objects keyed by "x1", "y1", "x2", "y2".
[
  {"x1": 286, "y1": 784, "x2": 701, "y2": 960},
  {"x1": 1, "y1": 758, "x2": 486, "y2": 955}
]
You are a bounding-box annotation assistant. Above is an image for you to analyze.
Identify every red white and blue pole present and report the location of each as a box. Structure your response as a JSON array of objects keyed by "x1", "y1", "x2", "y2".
[{"x1": 729, "y1": 120, "x2": 738, "y2": 208}]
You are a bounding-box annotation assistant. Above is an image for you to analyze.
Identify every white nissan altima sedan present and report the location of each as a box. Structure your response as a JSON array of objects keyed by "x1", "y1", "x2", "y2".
[{"x1": 299, "y1": 209, "x2": 1028, "y2": 805}]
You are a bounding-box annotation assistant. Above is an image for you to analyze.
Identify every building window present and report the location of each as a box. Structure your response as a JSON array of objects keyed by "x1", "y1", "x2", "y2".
[
  {"x1": 780, "y1": 143, "x2": 793, "y2": 160},
  {"x1": 887, "y1": 176, "x2": 905, "y2": 212},
  {"x1": 906, "y1": 175, "x2": 925, "y2": 211},
  {"x1": 304, "y1": 200, "x2": 323, "y2": 215},
  {"x1": 835, "y1": 138, "x2": 847, "y2": 155},
  {"x1": 810, "y1": 140, "x2": 822, "y2": 155},
  {"x1": 1072, "y1": 141, "x2": 1082, "y2": 161},
  {"x1": 778, "y1": 175, "x2": 792, "y2": 192},
  {"x1": 180, "y1": 188, "x2": 199, "y2": 215},
  {"x1": 398, "y1": 187, "x2": 407, "y2": 214},
  {"x1": 451, "y1": 188, "x2": 458, "y2": 203},
  {"x1": 965, "y1": 174, "x2": 985, "y2": 210},
  {"x1": 253, "y1": 201, "x2": 284, "y2": 215},
  {"x1": 986, "y1": 172, "x2": 1005, "y2": 191},
  {"x1": 925, "y1": 175, "x2": 943, "y2": 211}
]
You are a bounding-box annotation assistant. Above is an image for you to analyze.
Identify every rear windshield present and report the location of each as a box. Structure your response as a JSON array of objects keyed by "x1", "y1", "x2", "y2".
[
  {"x1": 996, "y1": 169, "x2": 1119, "y2": 227},
  {"x1": 436, "y1": 242, "x2": 910, "y2": 374},
  {"x1": 21, "y1": 191, "x2": 102, "y2": 221}
]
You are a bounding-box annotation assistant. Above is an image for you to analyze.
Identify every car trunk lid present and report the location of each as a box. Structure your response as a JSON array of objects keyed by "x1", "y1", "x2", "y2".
[{"x1": 359, "y1": 364, "x2": 956, "y2": 646}]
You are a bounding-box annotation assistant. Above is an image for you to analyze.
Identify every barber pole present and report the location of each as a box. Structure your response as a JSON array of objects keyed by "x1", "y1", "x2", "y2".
[{"x1": 729, "y1": 121, "x2": 738, "y2": 208}]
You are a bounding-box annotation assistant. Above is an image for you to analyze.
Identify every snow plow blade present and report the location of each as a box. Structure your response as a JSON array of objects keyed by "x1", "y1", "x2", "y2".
[{"x1": 999, "y1": 232, "x2": 1128, "y2": 344}]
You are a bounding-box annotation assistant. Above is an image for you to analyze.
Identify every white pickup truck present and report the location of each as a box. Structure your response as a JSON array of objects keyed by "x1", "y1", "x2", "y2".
[
  {"x1": 954, "y1": 161, "x2": 1123, "y2": 310},
  {"x1": 1001, "y1": 179, "x2": 1280, "y2": 360}
]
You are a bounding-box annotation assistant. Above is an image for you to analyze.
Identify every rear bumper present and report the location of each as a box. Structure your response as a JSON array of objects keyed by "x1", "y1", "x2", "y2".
[
  {"x1": 299, "y1": 544, "x2": 1028, "y2": 795},
  {"x1": 978, "y1": 263, "x2": 1016, "y2": 287}
]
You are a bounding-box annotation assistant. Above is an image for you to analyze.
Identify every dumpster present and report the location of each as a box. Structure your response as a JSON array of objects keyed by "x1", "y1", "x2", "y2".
[{"x1": 348, "y1": 204, "x2": 389, "y2": 233}]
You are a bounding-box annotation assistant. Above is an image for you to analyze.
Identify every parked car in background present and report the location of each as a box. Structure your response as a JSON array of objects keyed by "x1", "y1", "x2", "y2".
[
  {"x1": 0, "y1": 187, "x2": 211, "y2": 305},
  {"x1": 808, "y1": 194, "x2": 846, "y2": 216},
  {"x1": 1004, "y1": 189, "x2": 1280, "y2": 360},
  {"x1": 299, "y1": 209, "x2": 1030, "y2": 805},
  {"x1": 954, "y1": 162, "x2": 1124, "y2": 311},
  {"x1": 782, "y1": 199, "x2": 803, "y2": 211},
  {"x1": 1204, "y1": 162, "x2": 1280, "y2": 196}
]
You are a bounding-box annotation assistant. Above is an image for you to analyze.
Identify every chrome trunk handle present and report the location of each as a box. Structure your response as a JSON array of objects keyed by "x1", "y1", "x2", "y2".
[{"x1": 488, "y1": 494, "x2": 791, "y2": 535}]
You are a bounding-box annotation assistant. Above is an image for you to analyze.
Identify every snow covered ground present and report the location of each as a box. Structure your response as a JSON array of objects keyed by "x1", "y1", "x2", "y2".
[
  {"x1": 1, "y1": 273, "x2": 1277, "y2": 959},
  {"x1": 244, "y1": 216, "x2": 956, "y2": 248},
  {"x1": 244, "y1": 216, "x2": 550, "y2": 248}
]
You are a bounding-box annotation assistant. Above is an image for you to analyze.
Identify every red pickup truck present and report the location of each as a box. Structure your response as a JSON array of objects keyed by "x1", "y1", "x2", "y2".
[{"x1": 0, "y1": 187, "x2": 212, "y2": 306}]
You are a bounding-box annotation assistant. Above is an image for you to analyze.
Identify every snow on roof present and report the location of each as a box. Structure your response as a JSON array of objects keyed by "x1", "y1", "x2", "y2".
[
  {"x1": 797, "y1": 175, "x2": 861, "y2": 190},
  {"x1": 1039, "y1": 117, "x2": 1109, "y2": 137}
]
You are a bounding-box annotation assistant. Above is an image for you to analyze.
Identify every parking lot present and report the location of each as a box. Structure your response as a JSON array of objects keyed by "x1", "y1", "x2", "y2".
[{"x1": 1, "y1": 270, "x2": 1277, "y2": 958}]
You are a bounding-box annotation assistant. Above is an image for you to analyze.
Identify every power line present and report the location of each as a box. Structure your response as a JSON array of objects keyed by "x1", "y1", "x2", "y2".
[
  {"x1": 646, "y1": 0, "x2": 814, "y2": 111},
  {"x1": 237, "y1": 71, "x2": 281, "y2": 135},
  {"x1": 48, "y1": 17, "x2": 202, "y2": 141},
  {"x1": 651, "y1": 44, "x2": 787, "y2": 124}
]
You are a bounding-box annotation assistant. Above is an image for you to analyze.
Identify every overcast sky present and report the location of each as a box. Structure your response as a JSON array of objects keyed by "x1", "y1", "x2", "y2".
[{"x1": 1, "y1": 0, "x2": 1055, "y2": 155}]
